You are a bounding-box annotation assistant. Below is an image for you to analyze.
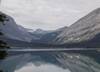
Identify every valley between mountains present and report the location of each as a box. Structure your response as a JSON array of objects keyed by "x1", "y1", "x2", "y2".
[
  {"x1": 1, "y1": 8, "x2": 100, "y2": 48},
  {"x1": 0, "y1": 7, "x2": 100, "y2": 72}
]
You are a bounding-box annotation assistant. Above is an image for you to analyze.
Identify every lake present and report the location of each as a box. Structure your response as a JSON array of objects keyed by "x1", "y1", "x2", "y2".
[{"x1": 0, "y1": 49, "x2": 100, "y2": 72}]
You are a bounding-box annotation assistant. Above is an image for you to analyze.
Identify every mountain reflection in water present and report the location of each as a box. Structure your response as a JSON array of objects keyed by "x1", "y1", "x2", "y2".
[
  {"x1": 0, "y1": 50, "x2": 100, "y2": 72},
  {"x1": 15, "y1": 63, "x2": 71, "y2": 72}
]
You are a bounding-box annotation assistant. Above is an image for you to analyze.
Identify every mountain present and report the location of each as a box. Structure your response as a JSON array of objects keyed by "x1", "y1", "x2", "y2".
[
  {"x1": 29, "y1": 29, "x2": 51, "y2": 41},
  {"x1": 33, "y1": 29, "x2": 49, "y2": 34},
  {"x1": 2, "y1": 8, "x2": 100, "y2": 48},
  {"x1": 38, "y1": 26, "x2": 68, "y2": 43},
  {"x1": 53, "y1": 8, "x2": 100, "y2": 47},
  {"x1": 0, "y1": 12, "x2": 33, "y2": 42}
]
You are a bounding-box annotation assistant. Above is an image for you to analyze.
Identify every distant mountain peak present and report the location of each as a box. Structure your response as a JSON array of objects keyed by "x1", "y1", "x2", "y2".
[
  {"x1": 35, "y1": 29, "x2": 44, "y2": 33},
  {"x1": 36, "y1": 28, "x2": 43, "y2": 31},
  {"x1": 33, "y1": 28, "x2": 50, "y2": 34}
]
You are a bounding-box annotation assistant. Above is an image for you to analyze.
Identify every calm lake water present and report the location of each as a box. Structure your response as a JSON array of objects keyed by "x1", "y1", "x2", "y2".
[{"x1": 0, "y1": 49, "x2": 100, "y2": 72}]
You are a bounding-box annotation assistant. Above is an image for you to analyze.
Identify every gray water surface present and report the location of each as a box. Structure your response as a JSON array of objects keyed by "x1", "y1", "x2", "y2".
[{"x1": 0, "y1": 50, "x2": 100, "y2": 72}]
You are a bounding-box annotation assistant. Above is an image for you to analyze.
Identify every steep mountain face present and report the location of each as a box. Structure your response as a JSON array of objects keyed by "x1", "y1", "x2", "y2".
[
  {"x1": 54, "y1": 8, "x2": 100, "y2": 45},
  {"x1": 0, "y1": 12, "x2": 33, "y2": 42}
]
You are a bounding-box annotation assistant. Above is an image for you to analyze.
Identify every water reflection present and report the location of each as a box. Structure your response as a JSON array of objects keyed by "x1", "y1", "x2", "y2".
[
  {"x1": 15, "y1": 63, "x2": 71, "y2": 72},
  {"x1": 0, "y1": 50, "x2": 100, "y2": 72}
]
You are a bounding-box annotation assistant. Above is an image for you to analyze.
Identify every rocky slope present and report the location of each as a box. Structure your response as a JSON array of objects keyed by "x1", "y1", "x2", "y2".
[{"x1": 54, "y1": 8, "x2": 100, "y2": 46}]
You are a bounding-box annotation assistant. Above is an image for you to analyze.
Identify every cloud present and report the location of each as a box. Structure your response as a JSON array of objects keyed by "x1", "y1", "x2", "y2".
[{"x1": 1, "y1": 0, "x2": 100, "y2": 30}]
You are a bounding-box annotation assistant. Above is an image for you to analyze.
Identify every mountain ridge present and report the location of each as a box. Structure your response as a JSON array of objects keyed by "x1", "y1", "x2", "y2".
[
  {"x1": 53, "y1": 8, "x2": 100, "y2": 46},
  {"x1": 0, "y1": 12, "x2": 33, "y2": 42}
]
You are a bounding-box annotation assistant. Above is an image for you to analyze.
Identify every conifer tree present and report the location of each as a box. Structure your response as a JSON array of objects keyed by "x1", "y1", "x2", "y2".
[
  {"x1": 0, "y1": 12, "x2": 10, "y2": 59},
  {"x1": 0, "y1": 70, "x2": 3, "y2": 72}
]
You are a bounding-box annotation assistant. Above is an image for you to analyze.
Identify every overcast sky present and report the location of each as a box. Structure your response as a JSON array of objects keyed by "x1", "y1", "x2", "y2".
[{"x1": 0, "y1": 0, "x2": 100, "y2": 30}]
